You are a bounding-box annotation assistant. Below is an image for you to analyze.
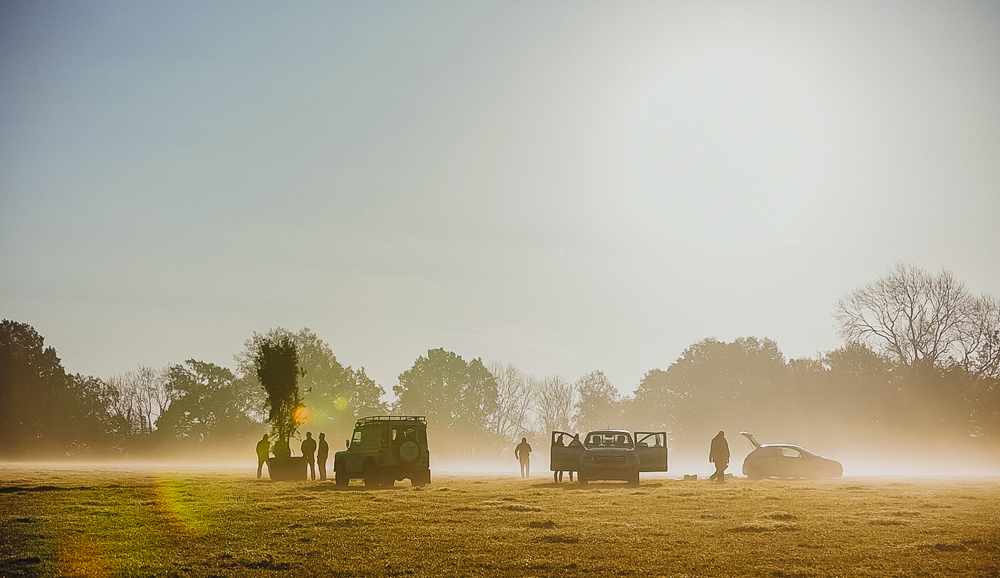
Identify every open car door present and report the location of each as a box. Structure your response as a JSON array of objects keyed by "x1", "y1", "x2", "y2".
[
  {"x1": 550, "y1": 431, "x2": 581, "y2": 472},
  {"x1": 634, "y1": 432, "x2": 668, "y2": 472}
]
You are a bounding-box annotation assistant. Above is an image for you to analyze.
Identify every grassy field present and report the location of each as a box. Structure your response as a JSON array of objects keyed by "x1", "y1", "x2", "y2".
[{"x1": 1, "y1": 465, "x2": 998, "y2": 577}]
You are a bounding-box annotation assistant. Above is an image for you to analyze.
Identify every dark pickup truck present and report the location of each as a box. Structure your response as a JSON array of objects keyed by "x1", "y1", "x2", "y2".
[{"x1": 550, "y1": 429, "x2": 667, "y2": 485}]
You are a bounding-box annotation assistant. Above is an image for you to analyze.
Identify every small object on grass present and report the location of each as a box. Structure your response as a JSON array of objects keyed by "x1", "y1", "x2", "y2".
[{"x1": 683, "y1": 475, "x2": 697, "y2": 481}]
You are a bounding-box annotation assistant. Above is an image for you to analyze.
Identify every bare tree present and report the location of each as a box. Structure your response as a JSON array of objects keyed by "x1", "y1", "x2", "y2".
[
  {"x1": 104, "y1": 374, "x2": 132, "y2": 430},
  {"x1": 531, "y1": 375, "x2": 575, "y2": 434},
  {"x1": 106, "y1": 365, "x2": 171, "y2": 434},
  {"x1": 485, "y1": 362, "x2": 535, "y2": 443},
  {"x1": 136, "y1": 365, "x2": 172, "y2": 430},
  {"x1": 835, "y1": 263, "x2": 979, "y2": 367},
  {"x1": 957, "y1": 294, "x2": 1000, "y2": 379}
]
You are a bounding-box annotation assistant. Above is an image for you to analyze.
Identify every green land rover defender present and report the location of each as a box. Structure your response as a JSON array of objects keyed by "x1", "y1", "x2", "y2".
[{"x1": 334, "y1": 416, "x2": 431, "y2": 488}]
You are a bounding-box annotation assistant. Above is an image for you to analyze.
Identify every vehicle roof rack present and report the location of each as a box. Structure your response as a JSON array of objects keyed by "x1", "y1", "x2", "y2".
[{"x1": 355, "y1": 415, "x2": 427, "y2": 427}]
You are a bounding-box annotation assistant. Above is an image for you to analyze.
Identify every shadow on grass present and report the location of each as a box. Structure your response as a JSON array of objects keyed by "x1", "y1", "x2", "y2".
[
  {"x1": 295, "y1": 483, "x2": 414, "y2": 493},
  {"x1": 0, "y1": 485, "x2": 97, "y2": 493},
  {"x1": 531, "y1": 481, "x2": 664, "y2": 490}
]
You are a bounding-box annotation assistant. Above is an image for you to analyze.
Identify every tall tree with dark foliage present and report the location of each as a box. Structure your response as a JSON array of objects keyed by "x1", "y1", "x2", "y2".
[
  {"x1": 156, "y1": 359, "x2": 261, "y2": 447},
  {"x1": 253, "y1": 335, "x2": 305, "y2": 458},
  {"x1": 0, "y1": 320, "x2": 114, "y2": 458}
]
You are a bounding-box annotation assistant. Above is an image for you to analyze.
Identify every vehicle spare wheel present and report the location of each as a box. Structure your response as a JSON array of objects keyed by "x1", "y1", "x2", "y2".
[{"x1": 399, "y1": 441, "x2": 419, "y2": 462}]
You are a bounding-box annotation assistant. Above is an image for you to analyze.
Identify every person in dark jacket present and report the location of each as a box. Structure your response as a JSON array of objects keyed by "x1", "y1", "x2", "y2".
[
  {"x1": 256, "y1": 434, "x2": 270, "y2": 479},
  {"x1": 515, "y1": 437, "x2": 532, "y2": 478},
  {"x1": 301, "y1": 432, "x2": 318, "y2": 481},
  {"x1": 317, "y1": 433, "x2": 329, "y2": 481},
  {"x1": 709, "y1": 431, "x2": 730, "y2": 482}
]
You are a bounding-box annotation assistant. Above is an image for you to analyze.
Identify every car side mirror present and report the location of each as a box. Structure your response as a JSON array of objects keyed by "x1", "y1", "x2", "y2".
[{"x1": 345, "y1": 439, "x2": 350, "y2": 449}]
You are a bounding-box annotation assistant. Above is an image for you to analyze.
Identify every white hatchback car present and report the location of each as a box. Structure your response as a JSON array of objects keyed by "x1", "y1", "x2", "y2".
[{"x1": 740, "y1": 432, "x2": 842, "y2": 479}]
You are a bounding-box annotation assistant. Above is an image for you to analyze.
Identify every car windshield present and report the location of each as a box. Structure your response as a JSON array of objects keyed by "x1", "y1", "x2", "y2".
[{"x1": 584, "y1": 431, "x2": 633, "y2": 449}]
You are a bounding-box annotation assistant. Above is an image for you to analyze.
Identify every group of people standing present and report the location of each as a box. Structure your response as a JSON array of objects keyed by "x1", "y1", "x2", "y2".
[{"x1": 256, "y1": 431, "x2": 330, "y2": 481}]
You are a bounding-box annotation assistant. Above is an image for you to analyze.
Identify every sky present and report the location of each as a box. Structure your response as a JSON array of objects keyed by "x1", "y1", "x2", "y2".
[{"x1": 2, "y1": 1, "x2": 999, "y2": 397}]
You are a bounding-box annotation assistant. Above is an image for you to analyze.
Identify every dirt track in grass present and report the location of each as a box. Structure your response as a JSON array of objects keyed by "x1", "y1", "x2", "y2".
[{"x1": 2, "y1": 465, "x2": 998, "y2": 577}]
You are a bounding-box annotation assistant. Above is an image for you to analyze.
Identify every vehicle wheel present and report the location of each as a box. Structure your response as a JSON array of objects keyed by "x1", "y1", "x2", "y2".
[
  {"x1": 334, "y1": 460, "x2": 348, "y2": 487},
  {"x1": 629, "y1": 470, "x2": 640, "y2": 487},
  {"x1": 747, "y1": 467, "x2": 763, "y2": 480},
  {"x1": 363, "y1": 461, "x2": 379, "y2": 488},
  {"x1": 579, "y1": 474, "x2": 588, "y2": 486},
  {"x1": 380, "y1": 470, "x2": 395, "y2": 488}
]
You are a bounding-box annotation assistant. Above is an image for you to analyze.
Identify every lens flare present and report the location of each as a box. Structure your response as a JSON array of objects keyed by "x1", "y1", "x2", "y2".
[
  {"x1": 55, "y1": 475, "x2": 174, "y2": 575},
  {"x1": 58, "y1": 526, "x2": 110, "y2": 576},
  {"x1": 155, "y1": 477, "x2": 210, "y2": 536},
  {"x1": 334, "y1": 396, "x2": 349, "y2": 411},
  {"x1": 292, "y1": 405, "x2": 310, "y2": 425}
]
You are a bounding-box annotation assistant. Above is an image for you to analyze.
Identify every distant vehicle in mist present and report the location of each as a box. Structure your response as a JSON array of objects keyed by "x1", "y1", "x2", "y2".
[{"x1": 740, "y1": 432, "x2": 842, "y2": 479}]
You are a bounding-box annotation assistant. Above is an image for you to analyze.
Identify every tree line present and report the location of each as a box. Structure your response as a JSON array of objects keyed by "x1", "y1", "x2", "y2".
[{"x1": 1, "y1": 263, "x2": 998, "y2": 461}]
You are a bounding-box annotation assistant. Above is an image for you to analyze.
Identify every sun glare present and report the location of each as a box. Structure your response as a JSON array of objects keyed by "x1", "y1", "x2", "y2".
[{"x1": 292, "y1": 405, "x2": 310, "y2": 426}]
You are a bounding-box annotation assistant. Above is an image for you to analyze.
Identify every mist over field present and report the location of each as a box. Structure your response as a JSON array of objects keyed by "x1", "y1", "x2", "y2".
[
  {"x1": 4, "y1": 288, "x2": 1000, "y2": 478},
  {"x1": 6, "y1": 435, "x2": 997, "y2": 482}
]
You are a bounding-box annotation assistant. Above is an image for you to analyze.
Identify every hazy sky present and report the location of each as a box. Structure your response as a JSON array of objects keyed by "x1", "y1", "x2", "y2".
[{"x1": 2, "y1": 1, "x2": 999, "y2": 395}]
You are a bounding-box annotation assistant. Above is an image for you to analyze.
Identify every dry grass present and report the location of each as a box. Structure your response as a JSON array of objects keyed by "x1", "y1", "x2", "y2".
[{"x1": 2, "y1": 465, "x2": 999, "y2": 577}]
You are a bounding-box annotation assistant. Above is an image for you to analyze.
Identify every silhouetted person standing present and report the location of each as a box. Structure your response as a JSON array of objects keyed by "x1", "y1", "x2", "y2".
[
  {"x1": 709, "y1": 431, "x2": 730, "y2": 482},
  {"x1": 515, "y1": 437, "x2": 532, "y2": 478},
  {"x1": 256, "y1": 434, "x2": 270, "y2": 479},
  {"x1": 567, "y1": 433, "x2": 583, "y2": 481},
  {"x1": 317, "y1": 433, "x2": 329, "y2": 481},
  {"x1": 301, "y1": 432, "x2": 317, "y2": 481}
]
